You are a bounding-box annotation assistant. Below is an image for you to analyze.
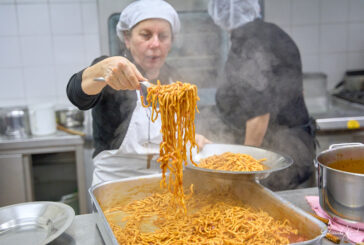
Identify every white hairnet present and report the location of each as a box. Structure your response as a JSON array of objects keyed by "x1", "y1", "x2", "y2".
[
  {"x1": 116, "y1": 0, "x2": 180, "y2": 42},
  {"x1": 208, "y1": 0, "x2": 261, "y2": 31}
]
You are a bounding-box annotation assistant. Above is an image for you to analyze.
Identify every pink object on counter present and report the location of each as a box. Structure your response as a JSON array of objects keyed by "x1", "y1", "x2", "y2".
[{"x1": 305, "y1": 196, "x2": 364, "y2": 243}]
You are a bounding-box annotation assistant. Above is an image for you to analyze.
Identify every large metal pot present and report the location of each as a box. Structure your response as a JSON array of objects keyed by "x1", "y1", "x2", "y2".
[
  {"x1": 316, "y1": 143, "x2": 364, "y2": 228},
  {"x1": 55, "y1": 108, "x2": 84, "y2": 128},
  {"x1": 0, "y1": 106, "x2": 31, "y2": 138}
]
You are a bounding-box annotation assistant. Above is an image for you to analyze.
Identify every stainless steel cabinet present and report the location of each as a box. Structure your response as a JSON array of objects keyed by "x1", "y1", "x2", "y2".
[
  {"x1": 0, "y1": 133, "x2": 87, "y2": 214},
  {"x1": 0, "y1": 154, "x2": 32, "y2": 206}
]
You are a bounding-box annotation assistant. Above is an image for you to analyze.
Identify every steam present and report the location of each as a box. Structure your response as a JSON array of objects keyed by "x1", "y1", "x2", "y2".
[
  {"x1": 166, "y1": 13, "x2": 224, "y2": 88},
  {"x1": 259, "y1": 128, "x2": 316, "y2": 191},
  {"x1": 180, "y1": 18, "x2": 315, "y2": 191}
]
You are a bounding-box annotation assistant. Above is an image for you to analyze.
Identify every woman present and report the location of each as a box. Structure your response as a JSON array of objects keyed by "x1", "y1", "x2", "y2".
[
  {"x1": 67, "y1": 0, "x2": 209, "y2": 186},
  {"x1": 199, "y1": 0, "x2": 316, "y2": 191}
]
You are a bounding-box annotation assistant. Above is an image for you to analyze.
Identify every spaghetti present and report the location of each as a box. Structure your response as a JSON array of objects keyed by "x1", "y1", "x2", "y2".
[
  {"x1": 141, "y1": 81, "x2": 199, "y2": 209},
  {"x1": 105, "y1": 83, "x2": 301, "y2": 244},
  {"x1": 198, "y1": 152, "x2": 267, "y2": 171},
  {"x1": 105, "y1": 190, "x2": 299, "y2": 245}
]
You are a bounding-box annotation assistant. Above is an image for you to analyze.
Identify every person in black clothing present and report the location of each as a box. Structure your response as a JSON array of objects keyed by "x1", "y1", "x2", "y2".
[
  {"x1": 67, "y1": 0, "x2": 210, "y2": 185},
  {"x1": 199, "y1": 0, "x2": 317, "y2": 190}
]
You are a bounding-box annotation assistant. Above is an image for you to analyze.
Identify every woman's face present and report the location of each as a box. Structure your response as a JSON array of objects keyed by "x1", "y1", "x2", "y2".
[{"x1": 124, "y1": 19, "x2": 173, "y2": 74}]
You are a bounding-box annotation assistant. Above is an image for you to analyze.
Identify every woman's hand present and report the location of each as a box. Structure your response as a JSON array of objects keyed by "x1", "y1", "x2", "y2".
[
  {"x1": 195, "y1": 134, "x2": 212, "y2": 150},
  {"x1": 81, "y1": 56, "x2": 147, "y2": 95}
]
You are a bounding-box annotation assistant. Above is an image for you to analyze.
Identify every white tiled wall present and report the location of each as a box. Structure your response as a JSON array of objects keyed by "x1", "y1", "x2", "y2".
[
  {"x1": 265, "y1": 0, "x2": 364, "y2": 90},
  {"x1": 2, "y1": 0, "x2": 363, "y2": 106},
  {"x1": 0, "y1": 0, "x2": 101, "y2": 107}
]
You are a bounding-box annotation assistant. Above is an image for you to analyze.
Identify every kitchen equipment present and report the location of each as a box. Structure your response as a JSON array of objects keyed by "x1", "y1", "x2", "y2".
[
  {"x1": 186, "y1": 143, "x2": 293, "y2": 180},
  {"x1": 28, "y1": 103, "x2": 56, "y2": 136},
  {"x1": 89, "y1": 171, "x2": 327, "y2": 245},
  {"x1": 316, "y1": 143, "x2": 364, "y2": 229},
  {"x1": 94, "y1": 77, "x2": 152, "y2": 104},
  {"x1": 303, "y1": 73, "x2": 328, "y2": 114},
  {"x1": 306, "y1": 213, "x2": 341, "y2": 244},
  {"x1": 342, "y1": 70, "x2": 364, "y2": 92},
  {"x1": 94, "y1": 77, "x2": 153, "y2": 88},
  {"x1": 55, "y1": 107, "x2": 84, "y2": 128},
  {"x1": 0, "y1": 201, "x2": 75, "y2": 245},
  {"x1": 333, "y1": 70, "x2": 364, "y2": 105},
  {"x1": 59, "y1": 192, "x2": 79, "y2": 215},
  {"x1": 56, "y1": 124, "x2": 85, "y2": 136},
  {"x1": 0, "y1": 106, "x2": 31, "y2": 138}
]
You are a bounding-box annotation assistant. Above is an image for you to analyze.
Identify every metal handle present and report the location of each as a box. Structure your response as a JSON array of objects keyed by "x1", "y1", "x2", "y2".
[
  {"x1": 93, "y1": 77, "x2": 152, "y2": 88},
  {"x1": 329, "y1": 142, "x2": 364, "y2": 150},
  {"x1": 313, "y1": 159, "x2": 319, "y2": 168},
  {"x1": 94, "y1": 77, "x2": 105, "y2": 82}
]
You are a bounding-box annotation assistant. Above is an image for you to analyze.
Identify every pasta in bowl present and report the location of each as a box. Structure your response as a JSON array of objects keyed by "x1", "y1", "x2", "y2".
[{"x1": 186, "y1": 143, "x2": 293, "y2": 180}]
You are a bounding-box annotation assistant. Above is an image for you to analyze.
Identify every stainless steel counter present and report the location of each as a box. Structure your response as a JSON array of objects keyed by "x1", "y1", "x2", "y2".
[
  {"x1": 2, "y1": 97, "x2": 361, "y2": 149},
  {"x1": 0, "y1": 129, "x2": 84, "y2": 152},
  {"x1": 49, "y1": 187, "x2": 341, "y2": 245},
  {"x1": 309, "y1": 96, "x2": 364, "y2": 153},
  {"x1": 313, "y1": 96, "x2": 364, "y2": 131}
]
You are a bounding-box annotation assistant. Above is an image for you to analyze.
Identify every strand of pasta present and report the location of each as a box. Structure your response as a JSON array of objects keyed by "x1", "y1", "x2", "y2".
[
  {"x1": 198, "y1": 152, "x2": 267, "y2": 171},
  {"x1": 141, "y1": 81, "x2": 199, "y2": 210}
]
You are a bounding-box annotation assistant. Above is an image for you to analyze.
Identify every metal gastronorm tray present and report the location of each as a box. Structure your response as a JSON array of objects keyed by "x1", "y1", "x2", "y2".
[{"x1": 89, "y1": 170, "x2": 327, "y2": 245}]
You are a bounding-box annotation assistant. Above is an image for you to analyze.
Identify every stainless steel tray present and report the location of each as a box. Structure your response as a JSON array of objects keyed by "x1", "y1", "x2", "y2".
[
  {"x1": 186, "y1": 143, "x2": 293, "y2": 180},
  {"x1": 90, "y1": 170, "x2": 327, "y2": 245},
  {"x1": 0, "y1": 201, "x2": 75, "y2": 245}
]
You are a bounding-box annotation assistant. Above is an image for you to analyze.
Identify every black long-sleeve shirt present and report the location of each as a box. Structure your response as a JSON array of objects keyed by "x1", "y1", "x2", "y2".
[{"x1": 67, "y1": 55, "x2": 181, "y2": 157}]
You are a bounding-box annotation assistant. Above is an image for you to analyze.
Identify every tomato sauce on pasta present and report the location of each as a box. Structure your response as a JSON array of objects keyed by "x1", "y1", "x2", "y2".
[
  {"x1": 104, "y1": 81, "x2": 302, "y2": 244},
  {"x1": 197, "y1": 152, "x2": 267, "y2": 172},
  {"x1": 141, "y1": 81, "x2": 199, "y2": 209},
  {"x1": 105, "y1": 189, "x2": 300, "y2": 244}
]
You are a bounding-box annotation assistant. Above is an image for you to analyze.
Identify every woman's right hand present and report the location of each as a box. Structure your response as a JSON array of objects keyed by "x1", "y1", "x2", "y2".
[{"x1": 81, "y1": 56, "x2": 147, "y2": 95}]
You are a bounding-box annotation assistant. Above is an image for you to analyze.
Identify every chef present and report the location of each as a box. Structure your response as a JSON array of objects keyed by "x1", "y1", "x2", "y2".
[
  {"x1": 67, "y1": 0, "x2": 210, "y2": 186},
  {"x1": 196, "y1": 0, "x2": 317, "y2": 191}
]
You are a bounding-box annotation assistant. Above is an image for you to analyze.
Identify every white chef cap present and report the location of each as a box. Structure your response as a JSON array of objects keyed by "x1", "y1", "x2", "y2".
[
  {"x1": 208, "y1": 0, "x2": 261, "y2": 31},
  {"x1": 116, "y1": 0, "x2": 180, "y2": 42}
]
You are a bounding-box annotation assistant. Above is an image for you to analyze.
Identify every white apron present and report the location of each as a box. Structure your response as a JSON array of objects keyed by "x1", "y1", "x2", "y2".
[{"x1": 92, "y1": 90, "x2": 162, "y2": 186}]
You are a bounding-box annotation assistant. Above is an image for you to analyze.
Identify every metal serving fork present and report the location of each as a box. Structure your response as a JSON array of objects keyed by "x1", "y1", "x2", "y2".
[
  {"x1": 93, "y1": 77, "x2": 153, "y2": 88},
  {"x1": 93, "y1": 77, "x2": 152, "y2": 104}
]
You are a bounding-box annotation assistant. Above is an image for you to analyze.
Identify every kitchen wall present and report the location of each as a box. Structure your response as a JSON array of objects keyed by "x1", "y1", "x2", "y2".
[
  {"x1": 265, "y1": 0, "x2": 364, "y2": 90},
  {"x1": 0, "y1": 0, "x2": 101, "y2": 107},
  {"x1": 1, "y1": 0, "x2": 364, "y2": 106}
]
